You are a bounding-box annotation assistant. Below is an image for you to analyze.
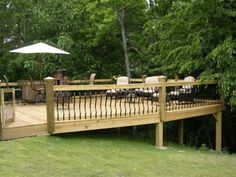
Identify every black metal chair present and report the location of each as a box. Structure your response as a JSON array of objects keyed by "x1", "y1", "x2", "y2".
[
  {"x1": 106, "y1": 76, "x2": 130, "y2": 99},
  {"x1": 28, "y1": 75, "x2": 44, "y2": 103},
  {"x1": 168, "y1": 76, "x2": 196, "y2": 102}
]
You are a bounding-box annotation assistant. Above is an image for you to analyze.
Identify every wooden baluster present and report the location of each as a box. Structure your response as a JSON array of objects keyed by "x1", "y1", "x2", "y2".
[
  {"x1": 110, "y1": 93, "x2": 112, "y2": 118},
  {"x1": 105, "y1": 94, "x2": 108, "y2": 118},
  {"x1": 56, "y1": 93, "x2": 59, "y2": 121},
  {"x1": 84, "y1": 92, "x2": 87, "y2": 119},
  {"x1": 62, "y1": 94, "x2": 65, "y2": 120},
  {"x1": 67, "y1": 92, "x2": 70, "y2": 120},
  {"x1": 79, "y1": 92, "x2": 82, "y2": 120},
  {"x1": 138, "y1": 88, "x2": 141, "y2": 114},
  {"x1": 129, "y1": 90, "x2": 131, "y2": 116},
  {"x1": 89, "y1": 92, "x2": 92, "y2": 119},
  {"x1": 115, "y1": 92, "x2": 117, "y2": 117},
  {"x1": 100, "y1": 92, "x2": 103, "y2": 118},
  {"x1": 73, "y1": 92, "x2": 76, "y2": 120},
  {"x1": 119, "y1": 94, "x2": 122, "y2": 117},
  {"x1": 94, "y1": 91, "x2": 97, "y2": 119}
]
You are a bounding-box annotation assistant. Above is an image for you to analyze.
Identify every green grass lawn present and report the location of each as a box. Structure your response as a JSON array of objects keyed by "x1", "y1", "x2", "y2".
[{"x1": 0, "y1": 131, "x2": 235, "y2": 177}]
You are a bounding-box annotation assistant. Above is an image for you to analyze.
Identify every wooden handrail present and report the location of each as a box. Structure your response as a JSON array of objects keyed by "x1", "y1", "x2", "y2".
[{"x1": 54, "y1": 80, "x2": 218, "y2": 92}]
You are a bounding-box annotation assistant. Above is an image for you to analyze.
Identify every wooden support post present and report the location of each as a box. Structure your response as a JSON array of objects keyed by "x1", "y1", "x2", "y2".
[
  {"x1": 12, "y1": 89, "x2": 16, "y2": 121},
  {"x1": 0, "y1": 89, "x2": 2, "y2": 140},
  {"x1": 178, "y1": 120, "x2": 184, "y2": 145},
  {"x1": 1, "y1": 89, "x2": 5, "y2": 127},
  {"x1": 156, "y1": 76, "x2": 167, "y2": 149},
  {"x1": 215, "y1": 112, "x2": 222, "y2": 152},
  {"x1": 44, "y1": 77, "x2": 55, "y2": 134},
  {"x1": 0, "y1": 89, "x2": 4, "y2": 140},
  {"x1": 220, "y1": 94, "x2": 226, "y2": 111},
  {"x1": 156, "y1": 122, "x2": 163, "y2": 147}
]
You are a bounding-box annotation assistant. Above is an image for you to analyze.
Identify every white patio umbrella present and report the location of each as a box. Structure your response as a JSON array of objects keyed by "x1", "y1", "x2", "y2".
[
  {"x1": 10, "y1": 42, "x2": 70, "y2": 54},
  {"x1": 10, "y1": 42, "x2": 70, "y2": 80}
]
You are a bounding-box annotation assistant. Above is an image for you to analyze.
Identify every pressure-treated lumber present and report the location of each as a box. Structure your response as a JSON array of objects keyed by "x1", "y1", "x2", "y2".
[
  {"x1": 178, "y1": 120, "x2": 184, "y2": 145},
  {"x1": 215, "y1": 112, "x2": 222, "y2": 152},
  {"x1": 45, "y1": 77, "x2": 55, "y2": 133}
]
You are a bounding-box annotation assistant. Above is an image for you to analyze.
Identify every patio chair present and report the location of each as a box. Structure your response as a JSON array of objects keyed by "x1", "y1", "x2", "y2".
[
  {"x1": 2, "y1": 75, "x2": 23, "y2": 103},
  {"x1": 89, "y1": 73, "x2": 96, "y2": 85},
  {"x1": 106, "y1": 76, "x2": 129, "y2": 98},
  {"x1": 28, "y1": 75, "x2": 45, "y2": 103},
  {"x1": 2, "y1": 75, "x2": 9, "y2": 88},
  {"x1": 135, "y1": 76, "x2": 163, "y2": 98},
  {"x1": 168, "y1": 76, "x2": 196, "y2": 102}
]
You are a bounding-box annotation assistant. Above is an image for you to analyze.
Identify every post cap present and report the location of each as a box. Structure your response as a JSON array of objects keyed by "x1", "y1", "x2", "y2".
[{"x1": 44, "y1": 76, "x2": 55, "y2": 81}]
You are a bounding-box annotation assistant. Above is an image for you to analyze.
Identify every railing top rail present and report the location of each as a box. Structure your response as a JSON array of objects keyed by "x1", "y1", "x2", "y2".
[
  {"x1": 69, "y1": 79, "x2": 113, "y2": 84},
  {"x1": 0, "y1": 82, "x2": 19, "y2": 87},
  {"x1": 53, "y1": 80, "x2": 217, "y2": 91},
  {"x1": 0, "y1": 88, "x2": 15, "y2": 93},
  {"x1": 165, "y1": 80, "x2": 218, "y2": 87},
  {"x1": 54, "y1": 83, "x2": 163, "y2": 91}
]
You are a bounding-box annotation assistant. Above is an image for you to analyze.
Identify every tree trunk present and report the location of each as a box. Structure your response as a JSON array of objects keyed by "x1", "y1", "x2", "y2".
[{"x1": 118, "y1": 8, "x2": 131, "y2": 78}]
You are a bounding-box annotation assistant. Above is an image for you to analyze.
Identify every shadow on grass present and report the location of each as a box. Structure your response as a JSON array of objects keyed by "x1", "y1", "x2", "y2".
[{"x1": 51, "y1": 126, "x2": 156, "y2": 145}]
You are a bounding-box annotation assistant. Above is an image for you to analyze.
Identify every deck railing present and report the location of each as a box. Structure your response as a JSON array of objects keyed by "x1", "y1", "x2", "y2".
[
  {"x1": 0, "y1": 88, "x2": 15, "y2": 132},
  {"x1": 44, "y1": 77, "x2": 221, "y2": 133}
]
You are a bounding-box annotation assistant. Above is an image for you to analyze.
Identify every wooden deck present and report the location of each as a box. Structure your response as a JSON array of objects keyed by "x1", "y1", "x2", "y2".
[
  {"x1": 0, "y1": 77, "x2": 223, "y2": 151},
  {"x1": 1, "y1": 99, "x2": 221, "y2": 140}
]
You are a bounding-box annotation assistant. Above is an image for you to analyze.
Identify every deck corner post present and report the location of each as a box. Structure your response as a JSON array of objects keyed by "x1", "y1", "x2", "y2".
[
  {"x1": 159, "y1": 76, "x2": 167, "y2": 121},
  {"x1": 44, "y1": 77, "x2": 55, "y2": 134},
  {"x1": 215, "y1": 111, "x2": 222, "y2": 152},
  {"x1": 156, "y1": 76, "x2": 167, "y2": 148}
]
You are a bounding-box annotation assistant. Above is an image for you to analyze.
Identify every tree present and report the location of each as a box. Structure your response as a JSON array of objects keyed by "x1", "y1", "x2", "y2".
[
  {"x1": 144, "y1": 0, "x2": 236, "y2": 106},
  {"x1": 110, "y1": 0, "x2": 148, "y2": 77}
]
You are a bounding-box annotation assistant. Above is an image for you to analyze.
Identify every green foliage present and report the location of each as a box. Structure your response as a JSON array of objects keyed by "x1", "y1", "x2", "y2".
[{"x1": 144, "y1": 0, "x2": 236, "y2": 107}]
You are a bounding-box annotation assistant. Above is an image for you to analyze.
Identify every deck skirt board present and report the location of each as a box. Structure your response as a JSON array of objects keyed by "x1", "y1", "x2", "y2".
[
  {"x1": 2, "y1": 123, "x2": 48, "y2": 140},
  {"x1": 54, "y1": 114, "x2": 160, "y2": 134}
]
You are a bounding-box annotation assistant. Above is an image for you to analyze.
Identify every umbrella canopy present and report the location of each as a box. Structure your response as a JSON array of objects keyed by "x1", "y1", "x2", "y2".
[{"x1": 9, "y1": 42, "x2": 69, "y2": 54}]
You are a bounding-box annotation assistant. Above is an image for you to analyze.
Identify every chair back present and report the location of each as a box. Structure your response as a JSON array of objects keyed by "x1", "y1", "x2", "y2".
[
  {"x1": 144, "y1": 76, "x2": 165, "y2": 83},
  {"x1": 89, "y1": 73, "x2": 96, "y2": 85},
  {"x1": 28, "y1": 75, "x2": 37, "y2": 91},
  {"x1": 2, "y1": 75, "x2": 9, "y2": 88},
  {"x1": 117, "y1": 76, "x2": 129, "y2": 85},
  {"x1": 183, "y1": 76, "x2": 195, "y2": 90}
]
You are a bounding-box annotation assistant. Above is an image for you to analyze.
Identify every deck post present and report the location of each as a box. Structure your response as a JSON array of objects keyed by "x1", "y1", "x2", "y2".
[
  {"x1": 12, "y1": 89, "x2": 16, "y2": 121},
  {"x1": 0, "y1": 89, "x2": 4, "y2": 139},
  {"x1": 178, "y1": 120, "x2": 184, "y2": 145},
  {"x1": 156, "y1": 122, "x2": 163, "y2": 147},
  {"x1": 44, "y1": 77, "x2": 55, "y2": 134},
  {"x1": 156, "y1": 76, "x2": 167, "y2": 148},
  {"x1": 1, "y1": 89, "x2": 5, "y2": 126},
  {"x1": 215, "y1": 111, "x2": 222, "y2": 152}
]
